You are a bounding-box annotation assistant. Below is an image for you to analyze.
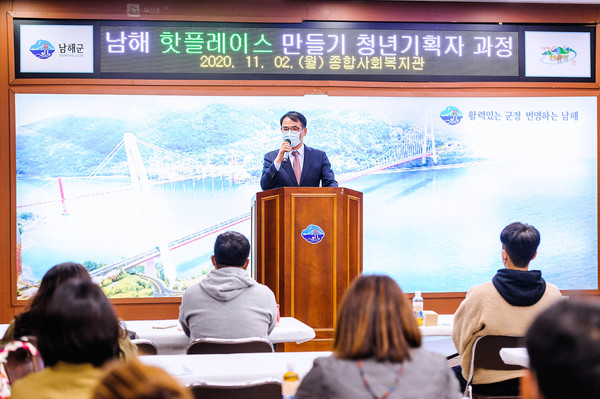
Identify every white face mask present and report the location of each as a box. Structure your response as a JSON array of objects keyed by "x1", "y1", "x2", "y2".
[{"x1": 282, "y1": 130, "x2": 302, "y2": 147}]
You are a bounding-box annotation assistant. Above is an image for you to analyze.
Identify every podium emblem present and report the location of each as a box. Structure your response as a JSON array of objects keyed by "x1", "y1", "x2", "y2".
[{"x1": 301, "y1": 224, "x2": 325, "y2": 244}]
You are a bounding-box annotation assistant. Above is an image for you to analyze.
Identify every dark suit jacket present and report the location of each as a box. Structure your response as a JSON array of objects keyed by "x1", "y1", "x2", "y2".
[{"x1": 260, "y1": 145, "x2": 338, "y2": 190}]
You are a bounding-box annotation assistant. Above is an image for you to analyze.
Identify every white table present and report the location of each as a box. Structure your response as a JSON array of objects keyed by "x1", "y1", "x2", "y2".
[
  {"x1": 419, "y1": 314, "x2": 453, "y2": 336},
  {"x1": 141, "y1": 336, "x2": 457, "y2": 388},
  {"x1": 140, "y1": 351, "x2": 331, "y2": 386},
  {"x1": 499, "y1": 347, "x2": 529, "y2": 368},
  {"x1": 3, "y1": 313, "x2": 454, "y2": 355},
  {"x1": 422, "y1": 336, "x2": 456, "y2": 358},
  {"x1": 419, "y1": 314, "x2": 456, "y2": 358},
  {"x1": 123, "y1": 317, "x2": 316, "y2": 354}
]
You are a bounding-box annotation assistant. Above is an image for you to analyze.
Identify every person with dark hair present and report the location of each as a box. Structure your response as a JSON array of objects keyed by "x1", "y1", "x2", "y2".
[
  {"x1": 260, "y1": 111, "x2": 338, "y2": 190},
  {"x1": 451, "y1": 222, "x2": 562, "y2": 396},
  {"x1": 93, "y1": 358, "x2": 193, "y2": 399},
  {"x1": 523, "y1": 299, "x2": 600, "y2": 399},
  {"x1": 178, "y1": 231, "x2": 277, "y2": 340},
  {"x1": 10, "y1": 279, "x2": 122, "y2": 399},
  {"x1": 499, "y1": 222, "x2": 541, "y2": 268},
  {"x1": 295, "y1": 275, "x2": 461, "y2": 399},
  {"x1": 1, "y1": 262, "x2": 91, "y2": 343},
  {"x1": 1, "y1": 262, "x2": 136, "y2": 358}
]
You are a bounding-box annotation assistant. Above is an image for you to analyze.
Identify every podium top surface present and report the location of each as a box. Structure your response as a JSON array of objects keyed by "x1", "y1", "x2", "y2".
[{"x1": 257, "y1": 186, "x2": 362, "y2": 196}]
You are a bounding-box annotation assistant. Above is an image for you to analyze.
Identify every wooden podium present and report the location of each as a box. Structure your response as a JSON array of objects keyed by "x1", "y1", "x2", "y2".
[{"x1": 251, "y1": 187, "x2": 363, "y2": 351}]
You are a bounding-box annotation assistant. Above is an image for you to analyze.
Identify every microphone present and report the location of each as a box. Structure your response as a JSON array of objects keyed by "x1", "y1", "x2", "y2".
[{"x1": 282, "y1": 138, "x2": 291, "y2": 163}]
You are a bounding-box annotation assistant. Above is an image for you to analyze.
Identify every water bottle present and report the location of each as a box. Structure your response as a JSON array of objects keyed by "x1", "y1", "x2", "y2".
[
  {"x1": 282, "y1": 364, "x2": 299, "y2": 399},
  {"x1": 413, "y1": 291, "x2": 424, "y2": 326}
]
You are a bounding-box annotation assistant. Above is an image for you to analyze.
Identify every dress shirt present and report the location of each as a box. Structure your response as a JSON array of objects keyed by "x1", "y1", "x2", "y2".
[{"x1": 274, "y1": 144, "x2": 304, "y2": 172}]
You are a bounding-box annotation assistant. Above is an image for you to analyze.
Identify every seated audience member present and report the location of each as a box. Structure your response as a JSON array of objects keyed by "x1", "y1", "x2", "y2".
[
  {"x1": 452, "y1": 222, "x2": 562, "y2": 396},
  {"x1": 10, "y1": 280, "x2": 122, "y2": 399},
  {"x1": 1, "y1": 262, "x2": 136, "y2": 358},
  {"x1": 1, "y1": 262, "x2": 90, "y2": 343},
  {"x1": 179, "y1": 231, "x2": 277, "y2": 340},
  {"x1": 295, "y1": 274, "x2": 461, "y2": 399},
  {"x1": 93, "y1": 358, "x2": 193, "y2": 399},
  {"x1": 523, "y1": 299, "x2": 600, "y2": 399}
]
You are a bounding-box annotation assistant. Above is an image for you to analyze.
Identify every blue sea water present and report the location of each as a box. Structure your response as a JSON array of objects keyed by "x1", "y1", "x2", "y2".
[
  {"x1": 345, "y1": 160, "x2": 598, "y2": 292},
  {"x1": 17, "y1": 159, "x2": 598, "y2": 293}
]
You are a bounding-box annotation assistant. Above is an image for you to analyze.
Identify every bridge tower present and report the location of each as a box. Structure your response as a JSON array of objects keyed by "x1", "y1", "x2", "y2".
[
  {"x1": 422, "y1": 109, "x2": 438, "y2": 164},
  {"x1": 123, "y1": 133, "x2": 177, "y2": 287}
]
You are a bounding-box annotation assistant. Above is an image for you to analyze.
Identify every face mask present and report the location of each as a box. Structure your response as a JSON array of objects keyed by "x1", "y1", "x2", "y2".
[{"x1": 282, "y1": 130, "x2": 302, "y2": 147}]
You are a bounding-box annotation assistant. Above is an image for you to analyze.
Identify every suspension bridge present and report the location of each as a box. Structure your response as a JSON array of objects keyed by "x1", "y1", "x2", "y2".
[
  {"x1": 19, "y1": 119, "x2": 437, "y2": 290},
  {"x1": 338, "y1": 117, "x2": 437, "y2": 183}
]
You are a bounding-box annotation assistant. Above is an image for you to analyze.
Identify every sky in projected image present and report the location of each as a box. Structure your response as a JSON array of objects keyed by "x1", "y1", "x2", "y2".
[{"x1": 15, "y1": 94, "x2": 597, "y2": 297}]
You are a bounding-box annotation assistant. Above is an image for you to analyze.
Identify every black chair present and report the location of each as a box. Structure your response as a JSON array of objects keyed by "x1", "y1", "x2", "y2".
[
  {"x1": 186, "y1": 337, "x2": 274, "y2": 355},
  {"x1": 464, "y1": 335, "x2": 525, "y2": 399},
  {"x1": 191, "y1": 381, "x2": 281, "y2": 399},
  {"x1": 131, "y1": 338, "x2": 158, "y2": 355}
]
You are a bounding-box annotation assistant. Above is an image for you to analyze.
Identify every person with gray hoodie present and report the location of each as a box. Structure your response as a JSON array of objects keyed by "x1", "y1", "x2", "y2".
[{"x1": 178, "y1": 231, "x2": 278, "y2": 340}]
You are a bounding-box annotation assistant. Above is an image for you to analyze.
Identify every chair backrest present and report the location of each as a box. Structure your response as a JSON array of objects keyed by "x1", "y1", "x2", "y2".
[
  {"x1": 186, "y1": 337, "x2": 274, "y2": 355},
  {"x1": 465, "y1": 335, "x2": 525, "y2": 399},
  {"x1": 191, "y1": 381, "x2": 281, "y2": 399},
  {"x1": 472, "y1": 335, "x2": 525, "y2": 371},
  {"x1": 131, "y1": 338, "x2": 158, "y2": 356}
]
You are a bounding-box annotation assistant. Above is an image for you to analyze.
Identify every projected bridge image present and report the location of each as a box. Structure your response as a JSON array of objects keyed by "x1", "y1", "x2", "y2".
[{"x1": 17, "y1": 120, "x2": 437, "y2": 297}]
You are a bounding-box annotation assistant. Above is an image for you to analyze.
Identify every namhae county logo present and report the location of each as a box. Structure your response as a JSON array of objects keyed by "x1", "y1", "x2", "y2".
[
  {"x1": 29, "y1": 39, "x2": 56, "y2": 59},
  {"x1": 540, "y1": 46, "x2": 577, "y2": 65},
  {"x1": 440, "y1": 106, "x2": 463, "y2": 126},
  {"x1": 301, "y1": 224, "x2": 325, "y2": 244}
]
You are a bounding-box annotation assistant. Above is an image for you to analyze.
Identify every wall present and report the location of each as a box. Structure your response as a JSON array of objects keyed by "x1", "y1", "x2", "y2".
[{"x1": 1, "y1": 0, "x2": 599, "y2": 325}]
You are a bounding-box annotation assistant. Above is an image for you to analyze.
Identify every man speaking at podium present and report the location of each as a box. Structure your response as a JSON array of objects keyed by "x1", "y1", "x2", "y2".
[{"x1": 260, "y1": 111, "x2": 338, "y2": 190}]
